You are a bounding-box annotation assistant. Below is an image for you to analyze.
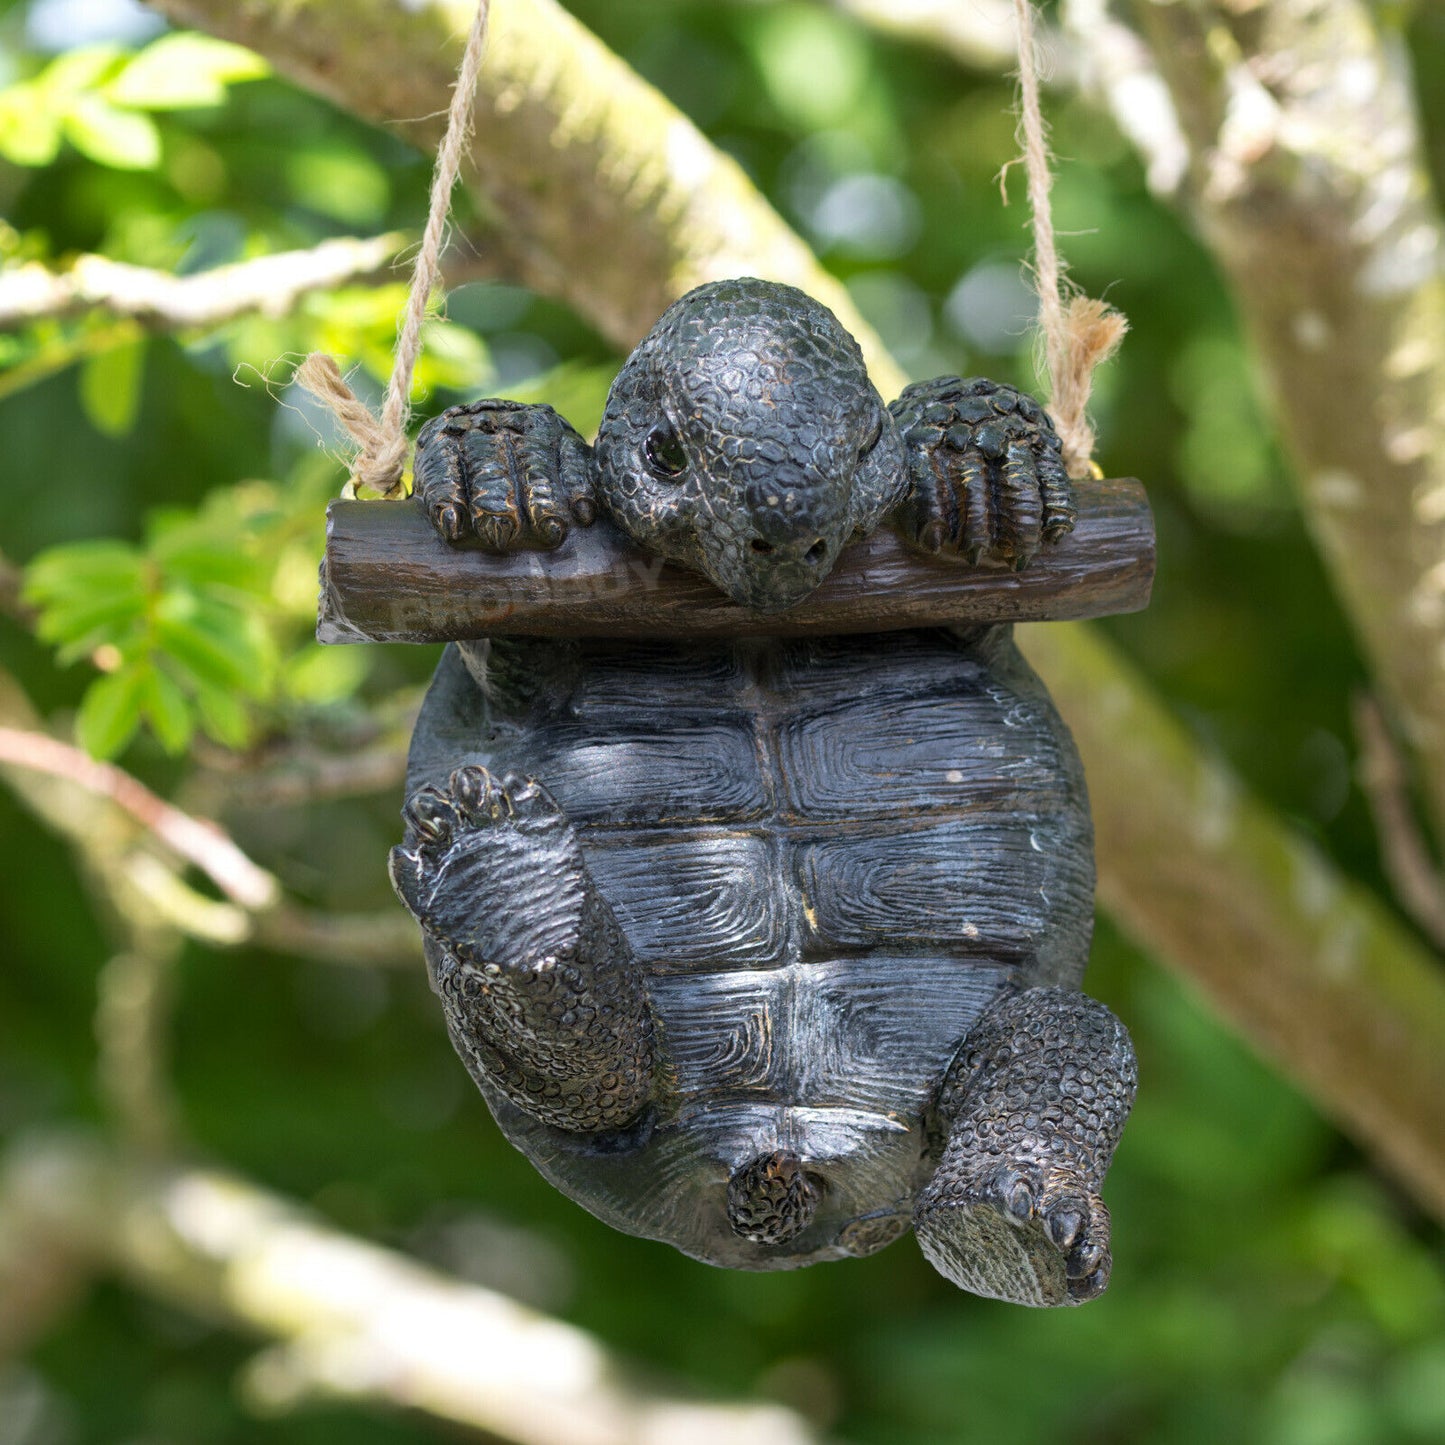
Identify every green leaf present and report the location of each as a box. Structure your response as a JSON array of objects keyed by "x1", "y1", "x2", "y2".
[
  {"x1": 76, "y1": 666, "x2": 148, "y2": 759},
  {"x1": 38, "y1": 46, "x2": 127, "y2": 98},
  {"x1": 36, "y1": 591, "x2": 148, "y2": 661},
  {"x1": 151, "y1": 534, "x2": 265, "y2": 594},
  {"x1": 283, "y1": 644, "x2": 369, "y2": 706},
  {"x1": 414, "y1": 319, "x2": 491, "y2": 398},
  {"x1": 105, "y1": 33, "x2": 268, "y2": 111},
  {"x1": 142, "y1": 666, "x2": 193, "y2": 754},
  {"x1": 0, "y1": 83, "x2": 62, "y2": 166},
  {"x1": 284, "y1": 145, "x2": 390, "y2": 226},
  {"x1": 24, "y1": 542, "x2": 145, "y2": 605},
  {"x1": 191, "y1": 682, "x2": 253, "y2": 750},
  {"x1": 79, "y1": 338, "x2": 146, "y2": 437},
  {"x1": 154, "y1": 613, "x2": 252, "y2": 694},
  {"x1": 154, "y1": 592, "x2": 274, "y2": 699},
  {"x1": 63, "y1": 95, "x2": 162, "y2": 170}
]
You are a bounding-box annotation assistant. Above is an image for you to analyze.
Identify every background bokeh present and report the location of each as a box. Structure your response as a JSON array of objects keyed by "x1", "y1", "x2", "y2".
[{"x1": 2, "y1": 1, "x2": 1444, "y2": 1442}]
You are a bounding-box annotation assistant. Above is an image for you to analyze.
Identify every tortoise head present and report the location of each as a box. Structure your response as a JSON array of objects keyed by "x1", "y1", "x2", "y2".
[{"x1": 594, "y1": 278, "x2": 903, "y2": 614}]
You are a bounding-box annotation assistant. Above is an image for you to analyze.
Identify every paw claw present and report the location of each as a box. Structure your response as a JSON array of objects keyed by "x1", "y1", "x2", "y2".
[
  {"x1": 996, "y1": 1170, "x2": 1035, "y2": 1224},
  {"x1": 891, "y1": 377, "x2": 1074, "y2": 565},
  {"x1": 412, "y1": 400, "x2": 596, "y2": 553},
  {"x1": 391, "y1": 767, "x2": 581, "y2": 946},
  {"x1": 404, "y1": 786, "x2": 456, "y2": 843},
  {"x1": 436, "y1": 503, "x2": 465, "y2": 542},
  {"x1": 448, "y1": 765, "x2": 493, "y2": 821},
  {"x1": 1068, "y1": 1235, "x2": 1107, "y2": 1279},
  {"x1": 1047, "y1": 1204, "x2": 1085, "y2": 1251},
  {"x1": 1068, "y1": 1255, "x2": 1112, "y2": 1303}
]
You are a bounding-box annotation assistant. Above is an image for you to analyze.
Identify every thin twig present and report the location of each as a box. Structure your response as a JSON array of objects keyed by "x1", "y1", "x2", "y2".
[
  {"x1": 198, "y1": 739, "x2": 410, "y2": 808},
  {"x1": 1353, "y1": 694, "x2": 1445, "y2": 951},
  {"x1": 95, "y1": 938, "x2": 183, "y2": 1152},
  {"x1": 832, "y1": 0, "x2": 1078, "y2": 81},
  {"x1": 0, "y1": 234, "x2": 408, "y2": 332},
  {"x1": 0, "y1": 728, "x2": 279, "y2": 911}
]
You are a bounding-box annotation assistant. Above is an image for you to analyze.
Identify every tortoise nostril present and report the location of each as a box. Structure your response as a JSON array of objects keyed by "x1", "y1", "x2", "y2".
[
  {"x1": 805, "y1": 539, "x2": 828, "y2": 565},
  {"x1": 750, "y1": 538, "x2": 774, "y2": 555}
]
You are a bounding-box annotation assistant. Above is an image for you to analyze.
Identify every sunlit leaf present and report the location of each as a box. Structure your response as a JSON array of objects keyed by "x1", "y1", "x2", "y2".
[
  {"x1": 75, "y1": 664, "x2": 148, "y2": 758},
  {"x1": 38, "y1": 45, "x2": 127, "y2": 99},
  {"x1": 151, "y1": 533, "x2": 265, "y2": 593},
  {"x1": 154, "y1": 611, "x2": 254, "y2": 695},
  {"x1": 79, "y1": 337, "x2": 146, "y2": 436},
  {"x1": 414, "y1": 319, "x2": 491, "y2": 397},
  {"x1": 0, "y1": 83, "x2": 62, "y2": 165},
  {"x1": 284, "y1": 144, "x2": 390, "y2": 226},
  {"x1": 63, "y1": 95, "x2": 162, "y2": 170},
  {"x1": 39, "y1": 593, "x2": 148, "y2": 664},
  {"x1": 283, "y1": 644, "x2": 369, "y2": 706},
  {"x1": 105, "y1": 33, "x2": 269, "y2": 111}
]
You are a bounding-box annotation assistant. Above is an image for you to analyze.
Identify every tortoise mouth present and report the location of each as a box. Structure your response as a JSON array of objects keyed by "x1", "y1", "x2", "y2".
[
  {"x1": 726, "y1": 1150, "x2": 822, "y2": 1244},
  {"x1": 710, "y1": 544, "x2": 843, "y2": 615}
]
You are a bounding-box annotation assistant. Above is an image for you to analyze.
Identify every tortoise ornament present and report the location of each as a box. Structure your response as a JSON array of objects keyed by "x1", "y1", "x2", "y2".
[{"x1": 388, "y1": 278, "x2": 1138, "y2": 1307}]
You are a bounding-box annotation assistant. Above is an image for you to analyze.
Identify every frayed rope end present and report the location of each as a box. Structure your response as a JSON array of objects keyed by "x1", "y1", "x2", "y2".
[
  {"x1": 1053, "y1": 295, "x2": 1128, "y2": 479},
  {"x1": 293, "y1": 352, "x2": 410, "y2": 500}
]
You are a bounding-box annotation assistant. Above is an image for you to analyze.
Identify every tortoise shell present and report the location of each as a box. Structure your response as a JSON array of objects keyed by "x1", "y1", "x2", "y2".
[{"x1": 405, "y1": 621, "x2": 1094, "y2": 1269}]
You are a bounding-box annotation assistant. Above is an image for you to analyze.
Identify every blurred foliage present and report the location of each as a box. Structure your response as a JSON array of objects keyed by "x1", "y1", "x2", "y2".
[{"x1": 1, "y1": 1, "x2": 1444, "y2": 1443}]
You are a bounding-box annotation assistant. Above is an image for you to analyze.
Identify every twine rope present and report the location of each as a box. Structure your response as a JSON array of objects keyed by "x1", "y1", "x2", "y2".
[
  {"x1": 296, "y1": 1, "x2": 491, "y2": 499},
  {"x1": 1013, "y1": 0, "x2": 1127, "y2": 478}
]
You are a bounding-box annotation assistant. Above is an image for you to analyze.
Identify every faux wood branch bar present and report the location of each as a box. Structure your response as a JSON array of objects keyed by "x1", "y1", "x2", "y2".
[{"x1": 317, "y1": 478, "x2": 1153, "y2": 643}]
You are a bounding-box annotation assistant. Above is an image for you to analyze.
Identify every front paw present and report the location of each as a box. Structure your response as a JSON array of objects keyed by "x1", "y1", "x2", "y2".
[
  {"x1": 390, "y1": 766, "x2": 584, "y2": 959},
  {"x1": 889, "y1": 377, "x2": 1073, "y2": 570},
  {"x1": 914, "y1": 1159, "x2": 1112, "y2": 1307},
  {"x1": 413, "y1": 400, "x2": 597, "y2": 552}
]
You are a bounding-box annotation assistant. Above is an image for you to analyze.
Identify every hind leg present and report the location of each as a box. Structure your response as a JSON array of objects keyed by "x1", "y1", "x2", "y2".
[
  {"x1": 390, "y1": 765, "x2": 654, "y2": 1132},
  {"x1": 915, "y1": 987, "x2": 1136, "y2": 1306}
]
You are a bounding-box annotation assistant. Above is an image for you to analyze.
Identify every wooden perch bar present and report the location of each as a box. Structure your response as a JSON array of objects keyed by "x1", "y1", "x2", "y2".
[{"x1": 318, "y1": 477, "x2": 1153, "y2": 642}]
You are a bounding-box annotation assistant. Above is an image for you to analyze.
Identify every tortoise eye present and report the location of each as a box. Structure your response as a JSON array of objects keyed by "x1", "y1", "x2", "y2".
[{"x1": 644, "y1": 423, "x2": 687, "y2": 479}]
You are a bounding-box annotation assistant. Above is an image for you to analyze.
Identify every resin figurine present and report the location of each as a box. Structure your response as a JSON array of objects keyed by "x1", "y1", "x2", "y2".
[{"x1": 386, "y1": 278, "x2": 1137, "y2": 1306}]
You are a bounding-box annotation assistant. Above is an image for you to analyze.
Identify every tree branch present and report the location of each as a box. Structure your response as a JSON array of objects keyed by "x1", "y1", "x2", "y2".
[
  {"x1": 1353, "y1": 693, "x2": 1445, "y2": 951},
  {"x1": 0, "y1": 687, "x2": 417, "y2": 967},
  {"x1": 831, "y1": 0, "x2": 1077, "y2": 82},
  {"x1": 0, "y1": 728, "x2": 280, "y2": 910},
  {"x1": 142, "y1": 0, "x2": 905, "y2": 389},
  {"x1": 1021, "y1": 623, "x2": 1445, "y2": 1221},
  {"x1": 141, "y1": 0, "x2": 1445, "y2": 1219},
  {"x1": 0, "y1": 233, "x2": 410, "y2": 332},
  {"x1": 1, "y1": 1135, "x2": 819, "y2": 1445},
  {"x1": 1072, "y1": 0, "x2": 1445, "y2": 842}
]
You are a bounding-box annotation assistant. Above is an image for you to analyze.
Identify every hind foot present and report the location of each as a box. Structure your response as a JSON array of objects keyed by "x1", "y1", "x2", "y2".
[
  {"x1": 915, "y1": 1158, "x2": 1112, "y2": 1306},
  {"x1": 390, "y1": 765, "x2": 585, "y2": 960}
]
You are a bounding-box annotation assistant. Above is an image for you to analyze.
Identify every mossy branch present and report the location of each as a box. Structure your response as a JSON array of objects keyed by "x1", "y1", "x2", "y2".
[
  {"x1": 1074, "y1": 0, "x2": 1445, "y2": 846},
  {"x1": 140, "y1": 0, "x2": 1445, "y2": 1219},
  {"x1": 1021, "y1": 624, "x2": 1445, "y2": 1220},
  {"x1": 0, "y1": 1135, "x2": 819, "y2": 1444}
]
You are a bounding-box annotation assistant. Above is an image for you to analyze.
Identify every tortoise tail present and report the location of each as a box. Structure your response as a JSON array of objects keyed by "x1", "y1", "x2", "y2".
[{"x1": 726, "y1": 1150, "x2": 821, "y2": 1245}]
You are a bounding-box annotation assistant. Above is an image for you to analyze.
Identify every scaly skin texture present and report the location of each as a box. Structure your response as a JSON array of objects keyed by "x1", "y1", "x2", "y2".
[
  {"x1": 389, "y1": 766, "x2": 654, "y2": 1132},
  {"x1": 413, "y1": 277, "x2": 1073, "y2": 611},
  {"x1": 395, "y1": 278, "x2": 1130, "y2": 1303},
  {"x1": 916, "y1": 987, "x2": 1137, "y2": 1306}
]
